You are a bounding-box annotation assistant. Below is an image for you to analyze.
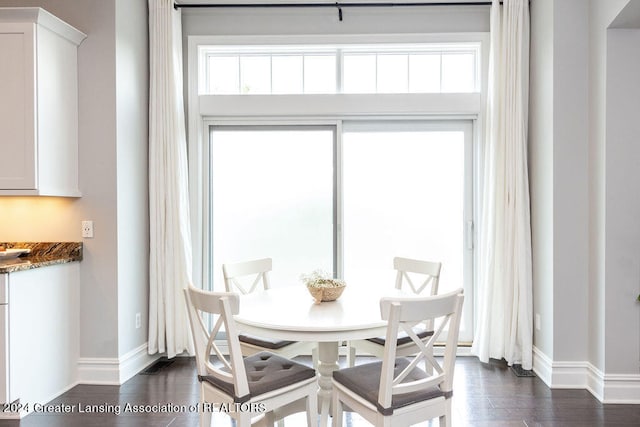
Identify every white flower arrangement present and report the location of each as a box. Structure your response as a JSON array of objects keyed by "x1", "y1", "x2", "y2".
[{"x1": 300, "y1": 269, "x2": 345, "y2": 288}]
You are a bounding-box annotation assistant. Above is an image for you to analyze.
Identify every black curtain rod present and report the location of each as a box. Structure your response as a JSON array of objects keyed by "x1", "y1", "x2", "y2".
[
  {"x1": 174, "y1": 2, "x2": 494, "y2": 8},
  {"x1": 174, "y1": 1, "x2": 500, "y2": 21}
]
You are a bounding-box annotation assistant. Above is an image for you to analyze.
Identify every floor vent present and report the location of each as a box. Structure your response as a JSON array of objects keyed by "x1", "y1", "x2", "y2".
[
  {"x1": 511, "y1": 364, "x2": 536, "y2": 377},
  {"x1": 140, "y1": 358, "x2": 174, "y2": 375}
]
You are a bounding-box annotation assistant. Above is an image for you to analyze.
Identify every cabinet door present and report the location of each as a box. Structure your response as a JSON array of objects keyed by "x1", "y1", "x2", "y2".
[
  {"x1": 0, "y1": 23, "x2": 36, "y2": 190},
  {"x1": 8, "y1": 265, "x2": 79, "y2": 409}
]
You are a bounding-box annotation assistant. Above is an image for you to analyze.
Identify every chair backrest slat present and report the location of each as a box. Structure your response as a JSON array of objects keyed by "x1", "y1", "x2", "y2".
[
  {"x1": 223, "y1": 258, "x2": 272, "y2": 294},
  {"x1": 394, "y1": 257, "x2": 442, "y2": 277},
  {"x1": 393, "y1": 257, "x2": 442, "y2": 332},
  {"x1": 393, "y1": 257, "x2": 441, "y2": 295},
  {"x1": 394, "y1": 256, "x2": 440, "y2": 291}
]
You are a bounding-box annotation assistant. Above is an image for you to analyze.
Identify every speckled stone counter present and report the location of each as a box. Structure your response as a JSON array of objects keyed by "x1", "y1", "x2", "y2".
[{"x1": 0, "y1": 242, "x2": 82, "y2": 273}]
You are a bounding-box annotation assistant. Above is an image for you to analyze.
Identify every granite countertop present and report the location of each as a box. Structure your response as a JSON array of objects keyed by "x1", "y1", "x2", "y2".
[{"x1": 0, "y1": 242, "x2": 83, "y2": 273}]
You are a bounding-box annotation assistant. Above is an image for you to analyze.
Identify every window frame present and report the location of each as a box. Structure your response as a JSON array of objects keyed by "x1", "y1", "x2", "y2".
[{"x1": 187, "y1": 33, "x2": 488, "y2": 346}]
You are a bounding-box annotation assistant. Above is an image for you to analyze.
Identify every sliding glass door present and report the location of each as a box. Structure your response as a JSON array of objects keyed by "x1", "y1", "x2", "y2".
[
  {"x1": 342, "y1": 121, "x2": 473, "y2": 342},
  {"x1": 208, "y1": 120, "x2": 474, "y2": 341}
]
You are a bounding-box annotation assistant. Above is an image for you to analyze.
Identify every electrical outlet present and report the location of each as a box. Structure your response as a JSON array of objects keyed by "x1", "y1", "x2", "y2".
[
  {"x1": 81, "y1": 220, "x2": 94, "y2": 238},
  {"x1": 135, "y1": 313, "x2": 141, "y2": 329},
  {"x1": 535, "y1": 313, "x2": 541, "y2": 331}
]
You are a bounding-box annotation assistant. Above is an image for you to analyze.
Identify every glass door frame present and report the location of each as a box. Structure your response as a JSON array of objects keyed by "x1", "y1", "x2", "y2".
[{"x1": 202, "y1": 117, "x2": 475, "y2": 343}]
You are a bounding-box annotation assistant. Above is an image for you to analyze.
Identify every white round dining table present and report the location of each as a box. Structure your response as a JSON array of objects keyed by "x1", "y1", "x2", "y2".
[{"x1": 234, "y1": 285, "x2": 405, "y2": 426}]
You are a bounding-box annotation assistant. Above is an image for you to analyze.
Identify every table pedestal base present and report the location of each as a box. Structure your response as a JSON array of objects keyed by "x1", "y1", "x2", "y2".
[{"x1": 317, "y1": 341, "x2": 339, "y2": 426}]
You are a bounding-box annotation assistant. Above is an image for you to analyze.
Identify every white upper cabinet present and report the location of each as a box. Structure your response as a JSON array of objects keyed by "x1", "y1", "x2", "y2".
[{"x1": 0, "y1": 8, "x2": 85, "y2": 196}]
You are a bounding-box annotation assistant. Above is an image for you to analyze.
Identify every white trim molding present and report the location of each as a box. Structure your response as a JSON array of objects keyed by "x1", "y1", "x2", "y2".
[
  {"x1": 77, "y1": 343, "x2": 160, "y2": 385},
  {"x1": 589, "y1": 368, "x2": 640, "y2": 404},
  {"x1": 533, "y1": 346, "x2": 640, "y2": 404},
  {"x1": 532, "y1": 346, "x2": 553, "y2": 386},
  {"x1": 534, "y1": 346, "x2": 591, "y2": 389},
  {"x1": 199, "y1": 93, "x2": 482, "y2": 118}
]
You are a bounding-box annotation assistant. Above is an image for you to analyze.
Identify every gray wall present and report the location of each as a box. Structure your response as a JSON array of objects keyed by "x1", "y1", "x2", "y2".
[
  {"x1": 604, "y1": 28, "x2": 640, "y2": 374},
  {"x1": 115, "y1": 0, "x2": 149, "y2": 357},
  {"x1": 587, "y1": 0, "x2": 630, "y2": 376},
  {"x1": 529, "y1": 0, "x2": 554, "y2": 357},
  {"x1": 0, "y1": 0, "x2": 149, "y2": 361},
  {"x1": 552, "y1": 0, "x2": 590, "y2": 363},
  {"x1": 529, "y1": 0, "x2": 589, "y2": 361},
  {"x1": 529, "y1": 0, "x2": 592, "y2": 365},
  {"x1": 530, "y1": 0, "x2": 640, "y2": 379},
  {"x1": 588, "y1": 0, "x2": 636, "y2": 374}
]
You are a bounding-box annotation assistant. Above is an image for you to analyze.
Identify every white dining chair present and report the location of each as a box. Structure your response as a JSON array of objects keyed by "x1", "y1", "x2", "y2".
[
  {"x1": 331, "y1": 288, "x2": 464, "y2": 427},
  {"x1": 348, "y1": 257, "x2": 442, "y2": 367},
  {"x1": 184, "y1": 285, "x2": 318, "y2": 427},
  {"x1": 223, "y1": 258, "x2": 318, "y2": 367}
]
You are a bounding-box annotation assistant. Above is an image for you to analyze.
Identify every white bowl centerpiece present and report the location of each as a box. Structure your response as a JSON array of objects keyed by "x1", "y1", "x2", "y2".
[{"x1": 301, "y1": 270, "x2": 346, "y2": 304}]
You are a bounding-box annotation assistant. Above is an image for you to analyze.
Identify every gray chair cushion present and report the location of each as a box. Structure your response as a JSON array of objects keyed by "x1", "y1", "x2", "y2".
[
  {"x1": 366, "y1": 328, "x2": 434, "y2": 346},
  {"x1": 332, "y1": 357, "x2": 448, "y2": 415},
  {"x1": 200, "y1": 352, "x2": 316, "y2": 403},
  {"x1": 239, "y1": 333, "x2": 296, "y2": 350}
]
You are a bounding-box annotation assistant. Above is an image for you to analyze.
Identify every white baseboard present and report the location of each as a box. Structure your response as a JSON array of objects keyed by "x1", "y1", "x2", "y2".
[
  {"x1": 533, "y1": 346, "x2": 590, "y2": 388},
  {"x1": 77, "y1": 343, "x2": 160, "y2": 385},
  {"x1": 532, "y1": 346, "x2": 553, "y2": 386},
  {"x1": 589, "y1": 368, "x2": 640, "y2": 404},
  {"x1": 533, "y1": 346, "x2": 640, "y2": 404}
]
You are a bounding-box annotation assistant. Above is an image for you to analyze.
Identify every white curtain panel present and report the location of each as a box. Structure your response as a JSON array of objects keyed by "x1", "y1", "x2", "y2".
[
  {"x1": 472, "y1": 0, "x2": 533, "y2": 370},
  {"x1": 148, "y1": 0, "x2": 194, "y2": 358}
]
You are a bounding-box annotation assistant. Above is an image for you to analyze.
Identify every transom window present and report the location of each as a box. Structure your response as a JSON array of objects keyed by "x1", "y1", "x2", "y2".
[{"x1": 199, "y1": 43, "x2": 480, "y2": 95}]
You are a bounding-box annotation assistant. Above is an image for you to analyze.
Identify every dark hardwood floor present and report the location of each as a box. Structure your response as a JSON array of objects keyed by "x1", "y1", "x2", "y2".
[{"x1": 1, "y1": 356, "x2": 639, "y2": 426}]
